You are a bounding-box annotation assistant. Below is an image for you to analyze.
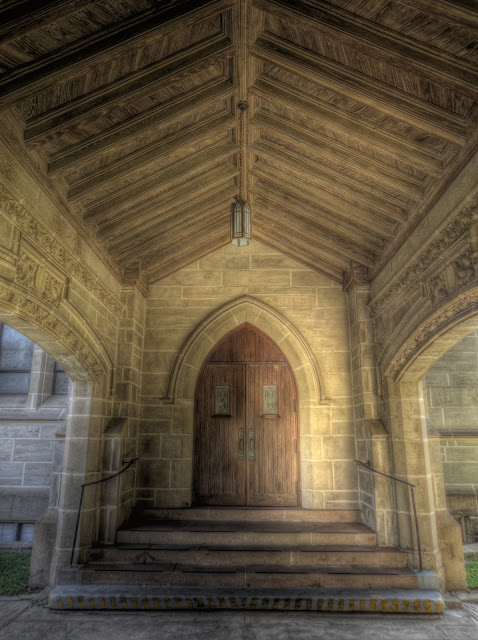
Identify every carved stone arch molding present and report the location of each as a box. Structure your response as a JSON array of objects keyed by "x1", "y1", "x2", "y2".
[
  {"x1": 0, "y1": 280, "x2": 112, "y2": 383},
  {"x1": 162, "y1": 295, "x2": 329, "y2": 407},
  {"x1": 385, "y1": 286, "x2": 478, "y2": 383}
]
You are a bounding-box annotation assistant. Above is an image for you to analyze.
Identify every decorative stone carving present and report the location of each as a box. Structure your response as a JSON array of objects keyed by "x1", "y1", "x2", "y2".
[
  {"x1": 0, "y1": 187, "x2": 123, "y2": 316},
  {"x1": 453, "y1": 250, "x2": 475, "y2": 288},
  {"x1": 16, "y1": 249, "x2": 65, "y2": 309},
  {"x1": 428, "y1": 272, "x2": 448, "y2": 307},
  {"x1": 388, "y1": 288, "x2": 478, "y2": 380},
  {"x1": 0, "y1": 282, "x2": 104, "y2": 378},
  {"x1": 371, "y1": 194, "x2": 478, "y2": 316}
]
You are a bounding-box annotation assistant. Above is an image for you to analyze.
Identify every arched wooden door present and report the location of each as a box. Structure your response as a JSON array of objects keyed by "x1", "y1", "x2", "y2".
[{"x1": 194, "y1": 324, "x2": 300, "y2": 507}]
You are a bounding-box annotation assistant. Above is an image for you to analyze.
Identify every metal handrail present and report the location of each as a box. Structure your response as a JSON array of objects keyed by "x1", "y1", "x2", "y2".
[
  {"x1": 70, "y1": 457, "x2": 139, "y2": 566},
  {"x1": 354, "y1": 459, "x2": 422, "y2": 572}
]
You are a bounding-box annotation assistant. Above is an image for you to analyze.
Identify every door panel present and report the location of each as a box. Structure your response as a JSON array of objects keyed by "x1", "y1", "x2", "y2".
[
  {"x1": 194, "y1": 324, "x2": 299, "y2": 507},
  {"x1": 247, "y1": 363, "x2": 298, "y2": 507},
  {"x1": 195, "y1": 364, "x2": 245, "y2": 505}
]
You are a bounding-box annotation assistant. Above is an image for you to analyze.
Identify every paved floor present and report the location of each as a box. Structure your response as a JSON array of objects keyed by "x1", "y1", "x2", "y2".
[{"x1": 1, "y1": 592, "x2": 478, "y2": 640}]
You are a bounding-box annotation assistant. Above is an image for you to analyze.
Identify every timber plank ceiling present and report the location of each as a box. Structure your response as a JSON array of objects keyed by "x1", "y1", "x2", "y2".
[{"x1": 0, "y1": 0, "x2": 477, "y2": 284}]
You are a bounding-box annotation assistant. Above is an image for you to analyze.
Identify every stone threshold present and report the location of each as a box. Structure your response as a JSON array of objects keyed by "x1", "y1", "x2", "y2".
[{"x1": 49, "y1": 585, "x2": 444, "y2": 614}]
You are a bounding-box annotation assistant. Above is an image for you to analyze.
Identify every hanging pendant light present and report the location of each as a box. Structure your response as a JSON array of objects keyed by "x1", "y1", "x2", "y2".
[{"x1": 231, "y1": 198, "x2": 251, "y2": 246}]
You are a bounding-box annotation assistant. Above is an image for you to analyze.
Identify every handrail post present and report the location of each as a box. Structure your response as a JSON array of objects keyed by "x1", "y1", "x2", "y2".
[{"x1": 69, "y1": 457, "x2": 139, "y2": 566}]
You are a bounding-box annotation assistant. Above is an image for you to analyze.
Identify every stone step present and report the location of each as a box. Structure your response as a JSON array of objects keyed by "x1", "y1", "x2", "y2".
[
  {"x1": 79, "y1": 563, "x2": 420, "y2": 589},
  {"x1": 49, "y1": 585, "x2": 444, "y2": 614},
  {"x1": 140, "y1": 508, "x2": 361, "y2": 523},
  {"x1": 87, "y1": 544, "x2": 408, "y2": 568},
  {"x1": 116, "y1": 520, "x2": 377, "y2": 547}
]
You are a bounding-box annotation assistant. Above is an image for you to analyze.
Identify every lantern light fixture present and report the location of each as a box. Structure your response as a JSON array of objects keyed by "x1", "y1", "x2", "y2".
[{"x1": 231, "y1": 198, "x2": 251, "y2": 247}]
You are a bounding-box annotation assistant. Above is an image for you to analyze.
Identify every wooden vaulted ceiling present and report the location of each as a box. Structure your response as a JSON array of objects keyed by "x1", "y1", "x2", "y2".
[{"x1": 0, "y1": 0, "x2": 477, "y2": 285}]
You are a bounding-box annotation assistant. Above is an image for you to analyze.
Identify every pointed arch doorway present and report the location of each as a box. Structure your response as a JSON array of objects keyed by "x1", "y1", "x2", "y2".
[{"x1": 194, "y1": 323, "x2": 300, "y2": 507}]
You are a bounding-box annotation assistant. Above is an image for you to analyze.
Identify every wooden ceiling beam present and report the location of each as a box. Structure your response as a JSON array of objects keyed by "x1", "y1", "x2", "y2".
[
  {"x1": 255, "y1": 202, "x2": 376, "y2": 267},
  {"x1": 94, "y1": 179, "x2": 235, "y2": 240},
  {"x1": 251, "y1": 182, "x2": 384, "y2": 252},
  {"x1": 68, "y1": 110, "x2": 235, "y2": 199},
  {"x1": 116, "y1": 209, "x2": 230, "y2": 266},
  {"x1": 251, "y1": 33, "x2": 466, "y2": 146},
  {"x1": 396, "y1": 0, "x2": 478, "y2": 31},
  {"x1": 0, "y1": 0, "x2": 233, "y2": 110},
  {"x1": 252, "y1": 163, "x2": 396, "y2": 239},
  {"x1": 147, "y1": 233, "x2": 230, "y2": 283},
  {"x1": 27, "y1": 35, "x2": 234, "y2": 146},
  {"x1": 116, "y1": 208, "x2": 231, "y2": 267},
  {"x1": 252, "y1": 227, "x2": 345, "y2": 283},
  {"x1": 252, "y1": 109, "x2": 423, "y2": 198},
  {"x1": 98, "y1": 175, "x2": 236, "y2": 245},
  {"x1": 83, "y1": 140, "x2": 237, "y2": 224},
  {"x1": 253, "y1": 138, "x2": 410, "y2": 219},
  {"x1": 48, "y1": 78, "x2": 235, "y2": 173},
  {"x1": 0, "y1": 0, "x2": 96, "y2": 45},
  {"x1": 255, "y1": 0, "x2": 478, "y2": 100},
  {"x1": 251, "y1": 75, "x2": 444, "y2": 176}
]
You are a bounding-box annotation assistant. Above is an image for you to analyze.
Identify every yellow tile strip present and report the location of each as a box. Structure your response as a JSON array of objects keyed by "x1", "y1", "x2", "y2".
[{"x1": 49, "y1": 593, "x2": 444, "y2": 613}]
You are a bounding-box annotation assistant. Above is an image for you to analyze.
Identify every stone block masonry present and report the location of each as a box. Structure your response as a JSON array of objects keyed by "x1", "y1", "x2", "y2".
[{"x1": 139, "y1": 241, "x2": 358, "y2": 511}]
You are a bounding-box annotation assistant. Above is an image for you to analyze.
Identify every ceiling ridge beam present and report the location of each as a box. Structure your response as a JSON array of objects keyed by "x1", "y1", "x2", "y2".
[
  {"x1": 254, "y1": 225, "x2": 344, "y2": 284},
  {"x1": 251, "y1": 183, "x2": 384, "y2": 252},
  {"x1": 252, "y1": 109, "x2": 423, "y2": 198},
  {"x1": 256, "y1": 203, "x2": 376, "y2": 266},
  {"x1": 147, "y1": 235, "x2": 230, "y2": 283},
  {"x1": 251, "y1": 75, "x2": 445, "y2": 175},
  {"x1": 0, "y1": 0, "x2": 234, "y2": 110},
  {"x1": 253, "y1": 138, "x2": 410, "y2": 218},
  {"x1": 98, "y1": 176, "x2": 236, "y2": 245},
  {"x1": 48, "y1": 79, "x2": 235, "y2": 174},
  {"x1": 251, "y1": 33, "x2": 466, "y2": 145},
  {"x1": 116, "y1": 209, "x2": 230, "y2": 266},
  {"x1": 252, "y1": 163, "x2": 396, "y2": 238},
  {"x1": 0, "y1": 0, "x2": 96, "y2": 45},
  {"x1": 67, "y1": 110, "x2": 235, "y2": 200},
  {"x1": 254, "y1": 0, "x2": 478, "y2": 100},
  {"x1": 83, "y1": 140, "x2": 237, "y2": 223},
  {"x1": 26, "y1": 35, "x2": 235, "y2": 145}
]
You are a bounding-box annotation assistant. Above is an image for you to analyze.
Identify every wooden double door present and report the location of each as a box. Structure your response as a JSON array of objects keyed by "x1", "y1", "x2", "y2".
[{"x1": 194, "y1": 325, "x2": 299, "y2": 507}]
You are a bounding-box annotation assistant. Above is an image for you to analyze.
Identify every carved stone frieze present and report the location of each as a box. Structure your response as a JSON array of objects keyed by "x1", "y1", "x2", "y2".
[
  {"x1": 0, "y1": 282, "x2": 104, "y2": 378},
  {"x1": 428, "y1": 271, "x2": 448, "y2": 307},
  {"x1": 16, "y1": 248, "x2": 65, "y2": 309},
  {"x1": 0, "y1": 186, "x2": 122, "y2": 316},
  {"x1": 387, "y1": 287, "x2": 478, "y2": 380},
  {"x1": 370, "y1": 194, "x2": 478, "y2": 317}
]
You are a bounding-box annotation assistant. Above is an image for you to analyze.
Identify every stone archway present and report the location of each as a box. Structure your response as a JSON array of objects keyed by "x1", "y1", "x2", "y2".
[
  {"x1": 162, "y1": 295, "x2": 329, "y2": 509},
  {"x1": 379, "y1": 299, "x2": 478, "y2": 590},
  {"x1": 0, "y1": 290, "x2": 112, "y2": 587}
]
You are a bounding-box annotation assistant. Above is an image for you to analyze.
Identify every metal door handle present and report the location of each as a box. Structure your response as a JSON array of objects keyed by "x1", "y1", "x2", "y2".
[
  {"x1": 248, "y1": 429, "x2": 255, "y2": 460},
  {"x1": 238, "y1": 428, "x2": 244, "y2": 460}
]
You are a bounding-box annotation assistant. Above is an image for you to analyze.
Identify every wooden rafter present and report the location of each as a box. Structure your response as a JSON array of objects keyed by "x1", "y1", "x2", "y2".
[
  {"x1": 251, "y1": 32, "x2": 467, "y2": 145},
  {"x1": 0, "y1": 0, "x2": 233, "y2": 109},
  {"x1": 251, "y1": 75, "x2": 444, "y2": 175},
  {"x1": 48, "y1": 79, "x2": 235, "y2": 173},
  {"x1": 27, "y1": 35, "x2": 234, "y2": 145},
  {"x1": 255, "y1": 0, "x2": 478, "y2": 99},
  {"x1": 67, "y1": 110, "x2": 235, "y2": 199},
  {"x1": 0, "y1": 0, "x2": 97, "y2": 45},
  {"x1": 252, "y1": 109, "x2": 424, "y2": 197}
]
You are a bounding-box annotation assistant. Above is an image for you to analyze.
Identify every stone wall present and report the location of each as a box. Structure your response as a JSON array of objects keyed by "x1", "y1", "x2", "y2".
[
  {"x1": 423, "y1": 332, "x2": 478, "y2": 541},
  {"x1": 138, "y1": 241, "x2": 359, "y2": 511}
]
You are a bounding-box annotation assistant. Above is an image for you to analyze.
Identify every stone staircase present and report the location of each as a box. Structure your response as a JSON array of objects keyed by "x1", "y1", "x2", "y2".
[{"x1": 50, "y1": 508, "x2": 443, "y2": 612}]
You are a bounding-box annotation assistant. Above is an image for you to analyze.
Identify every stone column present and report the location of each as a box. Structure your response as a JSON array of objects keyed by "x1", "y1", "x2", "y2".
[
  {"x1": 112, "y1": 278, "x2": 147, "y2": 526},
  {"x1": 385, "y1": 377, "x2": 466, "y2": 589},
  {"x1": 28, "y1": 345, "x2": 55, "y2": 408},
  {"x1": 345, "y1": 264, "x2": 394, "y2": 543}
]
